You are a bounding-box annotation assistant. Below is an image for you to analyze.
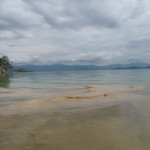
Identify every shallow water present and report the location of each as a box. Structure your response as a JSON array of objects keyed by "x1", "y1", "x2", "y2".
[{"x1": 0, "y1": 69, "x2": 150, "y2": 150}]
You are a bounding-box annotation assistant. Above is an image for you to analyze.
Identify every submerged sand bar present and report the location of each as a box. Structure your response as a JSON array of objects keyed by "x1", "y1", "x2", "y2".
[
  {"x1": 0, "y1": 84, "x2": 144, "y2": 116},
  {"x1": 52, "y1": 85, "x2": 144, "y2": 100}
]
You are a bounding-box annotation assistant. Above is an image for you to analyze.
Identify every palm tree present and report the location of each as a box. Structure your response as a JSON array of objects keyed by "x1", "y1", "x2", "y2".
[{"x1": 0, "y1": 56, "x2": 13, "y2": 75}]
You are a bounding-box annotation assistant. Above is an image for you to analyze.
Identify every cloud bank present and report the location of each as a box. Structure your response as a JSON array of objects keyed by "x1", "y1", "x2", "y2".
[{"x1": 0, "y1": 0, "x2": 150, "y2": 65}]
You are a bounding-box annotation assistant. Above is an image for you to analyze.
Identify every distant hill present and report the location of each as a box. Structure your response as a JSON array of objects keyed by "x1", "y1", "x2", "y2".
[
  {"x1": 114, "y1": 66, "x2": 144, "y2": 70},
  {"x1": 14, "y1": 64, "x2": 101, "y2": 71},
  {"x1": 14, "y1": 62, "x2": 150, "y2": 72}
]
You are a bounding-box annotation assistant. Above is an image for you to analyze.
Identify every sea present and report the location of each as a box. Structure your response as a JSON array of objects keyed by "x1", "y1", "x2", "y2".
[{"x1": 0, "y1": 69, "x2": 150, "y2": 150}]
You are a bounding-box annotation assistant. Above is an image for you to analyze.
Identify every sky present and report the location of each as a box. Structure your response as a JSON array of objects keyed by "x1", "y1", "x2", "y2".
[{"x1": 0, "y1": 0, "x2": 150, "y2": 65}]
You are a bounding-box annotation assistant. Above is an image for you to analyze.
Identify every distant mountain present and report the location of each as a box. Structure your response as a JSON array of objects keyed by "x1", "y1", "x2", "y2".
[
  {"x1": 109, "y1": 62, "x2": 149, "y2": 69},
  {"x1": 14, "y1": 64, "x2": 101, "y2": 71},
  {"x1": 14, "y1": 62, "x2": 150, "y2": 71}
]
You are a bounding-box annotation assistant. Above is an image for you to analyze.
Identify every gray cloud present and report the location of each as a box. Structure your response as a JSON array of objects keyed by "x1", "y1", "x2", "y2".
[
  {"x1": 23, "y1": 0, "x2": 119, "y2": 29},
  {"x1": 128, "y1": 37, "x2": 150, "y2": 49},
  {"x1": 0, "y1": 0, "x2": 150, "y2": 65}
]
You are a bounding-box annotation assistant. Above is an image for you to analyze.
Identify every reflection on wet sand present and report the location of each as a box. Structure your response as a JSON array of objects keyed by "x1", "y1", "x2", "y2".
[{"x1": 0, "y1": 75, "x2": 10, "y2": 88}]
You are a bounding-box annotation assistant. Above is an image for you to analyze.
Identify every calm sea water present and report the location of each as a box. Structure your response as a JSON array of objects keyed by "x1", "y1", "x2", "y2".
[
  {"x1": 0, "y1": 69, "x2": 150, "y2": 150},
  {"x1": 8, "y1": 69, "x2": 150, "y2": 88}
]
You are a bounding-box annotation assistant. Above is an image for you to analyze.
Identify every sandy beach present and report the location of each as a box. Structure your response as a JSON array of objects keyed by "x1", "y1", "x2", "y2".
[{"x1": 1, "y1": 83, "x2": 149, "y2": 150}]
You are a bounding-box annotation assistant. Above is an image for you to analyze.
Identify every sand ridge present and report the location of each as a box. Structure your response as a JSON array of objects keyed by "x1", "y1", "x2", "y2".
[
  {"x1": 0, "y1": 85, "x2": 144, "y2": 116},
  {"x1": 49, "y1": 85, "x2": 144, "y2": 100}
]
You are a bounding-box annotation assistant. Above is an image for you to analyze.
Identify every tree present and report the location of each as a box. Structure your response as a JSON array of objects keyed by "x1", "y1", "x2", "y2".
[{"x1": 0, "y1": 56, "x2": 13, "y2": 75}]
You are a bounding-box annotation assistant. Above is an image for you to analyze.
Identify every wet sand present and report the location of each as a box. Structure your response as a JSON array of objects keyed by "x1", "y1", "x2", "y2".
[{"x1": 1, "y1": 84, "x2": 149, "y2": 150}]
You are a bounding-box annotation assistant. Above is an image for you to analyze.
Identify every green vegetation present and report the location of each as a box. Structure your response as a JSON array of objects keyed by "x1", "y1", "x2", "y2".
[
  {"x1": 15, "y1": 68, "x2": 31, "y2": 72},
  {"x1": 0, "y1": 56, "x2": 13, "y2": 71},
  {"x1": 0, "y1": 56, "x2": 13, "y2": 75}
]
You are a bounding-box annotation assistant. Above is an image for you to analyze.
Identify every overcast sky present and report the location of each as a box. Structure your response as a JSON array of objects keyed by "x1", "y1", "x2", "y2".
[{"x1": 0, "y1": 0, "x2": 150, "y2": 65}]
